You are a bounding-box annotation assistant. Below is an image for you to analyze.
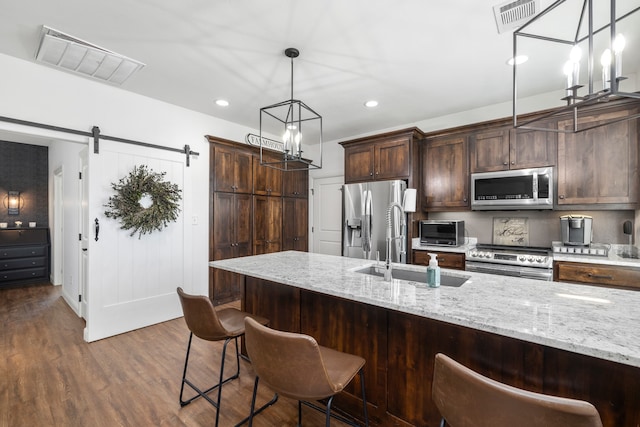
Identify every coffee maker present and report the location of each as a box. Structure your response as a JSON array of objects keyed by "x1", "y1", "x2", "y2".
[{"x1": 560, "y1": 215, "x2": 593, "y2": 246}]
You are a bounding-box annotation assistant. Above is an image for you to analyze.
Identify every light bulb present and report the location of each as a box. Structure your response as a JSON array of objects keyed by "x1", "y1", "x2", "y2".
[
  {"x1": 570, "y1": 45, "x2": 582, "y2": 63},
  {"x1": 600, "y1": 49, "x2": 612, "y2": 67},
  {"x1": 601, "y1": 49, "x2": 612, "y2": 90},
  {"x1": 613, "y1": 34, "x2": 626, "y2": 79},
  {"x1": 613, "y1": 34, "x2": 626, "y2": 54}
]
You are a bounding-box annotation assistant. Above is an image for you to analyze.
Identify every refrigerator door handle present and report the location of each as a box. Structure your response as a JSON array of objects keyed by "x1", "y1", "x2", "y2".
[{"x1": 362, "y1": 190, "x2": 372, "y2": 257}]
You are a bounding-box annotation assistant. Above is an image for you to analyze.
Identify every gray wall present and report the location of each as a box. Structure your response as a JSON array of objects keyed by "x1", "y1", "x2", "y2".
[
  {"x1": 0, "y1": 140, "x2": 48, "y2": 227},
  {"x1": 428, "y1": 210, "x2": 635, "y2": 247}
]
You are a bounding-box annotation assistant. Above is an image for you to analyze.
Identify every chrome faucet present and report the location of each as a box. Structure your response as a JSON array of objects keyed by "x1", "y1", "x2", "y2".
[{"x1": 384, "y1": 202, "x2": 406, "y2": 281}]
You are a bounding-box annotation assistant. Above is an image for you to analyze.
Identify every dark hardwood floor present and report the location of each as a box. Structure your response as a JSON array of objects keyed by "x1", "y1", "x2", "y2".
[{"x1": 1, "y1": 283, "x2": 356, "y2": 426}]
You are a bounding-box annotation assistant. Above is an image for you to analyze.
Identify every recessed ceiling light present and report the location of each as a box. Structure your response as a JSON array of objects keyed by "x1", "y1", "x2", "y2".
[
  {"x1": 507, "y1": 55, "x2": 529, "y2": 66},
  {"x1": 215, "y1": 99, "x2": 229, "y2": 107},
  {"x1": 364, "y1": 100, "x2": 379, "y2": 108}
]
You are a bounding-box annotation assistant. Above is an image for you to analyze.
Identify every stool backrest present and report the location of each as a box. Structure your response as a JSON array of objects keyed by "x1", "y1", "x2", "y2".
[
  {"x1": 244, "y1": 317, "x2": 336, "y2": 400},
  {"x1": 432, "y1": 353, "x2": 603, "y2": 427},
  {"x1": 177, "y1": 287, "x2": 229, "y2": 341}
]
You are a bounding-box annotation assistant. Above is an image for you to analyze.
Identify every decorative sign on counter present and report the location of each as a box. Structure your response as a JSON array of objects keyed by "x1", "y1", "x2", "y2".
[{"x1": 493, "y1": 217, "x2": 529, "y2": 246}]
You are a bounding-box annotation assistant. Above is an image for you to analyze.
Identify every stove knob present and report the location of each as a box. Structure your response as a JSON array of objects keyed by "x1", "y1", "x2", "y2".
[
  {"x1": 535, "y1": 257, "x2": 544, "y2": 263},
  {"x1": 518, "y1": 255, "x2": 526, "y2": 262},
  {"x1": 527, "y1": 256, "x2": 534, "y2": 262}
]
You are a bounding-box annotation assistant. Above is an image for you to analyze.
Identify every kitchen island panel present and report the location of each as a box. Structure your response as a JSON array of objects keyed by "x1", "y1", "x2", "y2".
[
  {"x1": 301, "y1": 291, "x2": 388, "y2": 423},
  {"x1": 244, "y1": 275, "x2": 300, "y2": 333}
]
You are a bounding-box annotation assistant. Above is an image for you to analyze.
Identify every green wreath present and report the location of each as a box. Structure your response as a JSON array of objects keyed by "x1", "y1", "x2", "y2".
[{"x1": 104, "y1": 165, "x2": 182, "y2": 238}]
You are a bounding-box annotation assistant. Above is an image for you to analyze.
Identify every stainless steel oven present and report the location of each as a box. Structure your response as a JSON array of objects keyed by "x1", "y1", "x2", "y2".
[{"x1": 466, "y1": 244, "x2": 553, "y2": 281}]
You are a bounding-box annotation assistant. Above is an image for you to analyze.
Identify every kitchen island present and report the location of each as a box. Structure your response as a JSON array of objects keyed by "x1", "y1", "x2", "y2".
[{"x1": 211, "y1": 251, "x2": 640, "y2": 427}]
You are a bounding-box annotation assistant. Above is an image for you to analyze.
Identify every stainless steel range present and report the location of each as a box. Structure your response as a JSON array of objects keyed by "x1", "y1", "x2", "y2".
[{"x1": 466, "y1": 244, "x2": 553, "y2": 281}]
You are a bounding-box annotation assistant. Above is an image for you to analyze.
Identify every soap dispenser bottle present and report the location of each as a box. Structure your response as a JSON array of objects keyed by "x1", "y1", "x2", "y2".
[{"x1": 427, "y1": 253, "x2": 441, "y2": 288}]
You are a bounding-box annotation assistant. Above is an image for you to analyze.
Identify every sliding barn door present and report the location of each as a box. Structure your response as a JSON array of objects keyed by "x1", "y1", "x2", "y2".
[{"x1": 84, "y1": 142, "x2": 186, "y2": 342}]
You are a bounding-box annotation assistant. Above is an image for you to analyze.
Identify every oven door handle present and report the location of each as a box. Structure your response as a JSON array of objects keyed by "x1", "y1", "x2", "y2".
[{"x1": 465, "y1": 262, "x2": 552, "y2": 281}]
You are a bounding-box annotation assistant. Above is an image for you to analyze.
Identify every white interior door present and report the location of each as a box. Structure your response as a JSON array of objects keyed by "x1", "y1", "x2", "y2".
[
  {"x1": 84, "y1": 143, "x2": 185, "y2": 342},
  {"x1": 79, "y1": 148, "x2": 89, "y2": 318},
  {"x1": 312, "y1": 176, "x2": 344, "y2": 255}
]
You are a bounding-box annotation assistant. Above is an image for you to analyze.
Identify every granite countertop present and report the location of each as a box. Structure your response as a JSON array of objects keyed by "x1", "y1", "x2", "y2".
[
  {"x1": 552, "y1": 242, "x2": 640, "y2": 268},
  {"x1": 211, "y1": 251, "x2": 640, "y2": 368}
]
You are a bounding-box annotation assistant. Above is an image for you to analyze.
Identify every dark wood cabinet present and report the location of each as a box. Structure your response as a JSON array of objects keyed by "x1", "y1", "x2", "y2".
[
  {"x1": 210, "y1": 191, "x2": 252, "y2": 304},
  {"x1": 557, "y1": 107, "x2": 639, "y2": 207},
  {"x1": 554, "y1": 261, "x2": 640, "y2": 291},
  {"x1": 470, "y1": 126, "x2": 556, "y2": 173},
  {"x1": 240, "y1": 272, "x2": 640, "y2": 427},
  {"x1": 0, "y1": 228, "x2": 50, "y2": 287},
  {"x1": 253, "y1": 195, "x2": 281, "y2": 255},
  {"x1": 207, "y1": 136, "x2": 309, "y2": 304},
  {"x1": 212, "y1": 144, "x2": 253, "y2": 193},
  {"x1": 282, "y1": 197, "x2": 308, "y2": 251},
  {"x1": 282, "y1": 167, "x2": 308, "y2": 198},
  {"x1": 252, "y1": 153, "x2": 282, "y2": 196},
  {"x1": 413, "y1": 250, "x2": 465, "y2": 270},
  {"x1": 341, "y1": 129, "x2": 421, "y2": 183},
  {"x1": 422, "y1": 135, "x2": 469, "y2": 210}
]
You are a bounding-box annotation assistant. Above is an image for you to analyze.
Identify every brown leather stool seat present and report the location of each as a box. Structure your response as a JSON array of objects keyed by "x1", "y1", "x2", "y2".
[
  {"x1": 242, "y1": 317, "x2": 369, "y2": 427},
  {"x1": 176, "y1": 287, "x2": 269, "y2": 427},
  {"x1": 432, "y1": 353, "x2": 603, "y2": 427}
]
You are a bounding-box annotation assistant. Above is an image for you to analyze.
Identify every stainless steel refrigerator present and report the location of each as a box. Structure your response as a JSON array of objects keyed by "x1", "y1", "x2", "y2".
[{"x1": 342, "y1": 180, "x2": 407, "y2": 263}]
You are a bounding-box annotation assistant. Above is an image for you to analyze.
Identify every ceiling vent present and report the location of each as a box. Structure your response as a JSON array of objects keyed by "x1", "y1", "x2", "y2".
[
  {"x1": 35, "y1": 26, "x2": 145, "y2": 85},
  {"x1": 493, "y1": 0, "x2": 540, "y2": 34}
]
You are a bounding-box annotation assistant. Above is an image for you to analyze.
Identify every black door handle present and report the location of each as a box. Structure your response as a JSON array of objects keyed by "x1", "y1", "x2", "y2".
[{"x1": 94, "y1": 218, "x2": 100, "y2": 241}]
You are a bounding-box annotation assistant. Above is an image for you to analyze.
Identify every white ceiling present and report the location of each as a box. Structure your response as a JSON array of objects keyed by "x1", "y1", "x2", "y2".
[{"x1": 0, "y1": 0, "x2": 638, "y2": 142}]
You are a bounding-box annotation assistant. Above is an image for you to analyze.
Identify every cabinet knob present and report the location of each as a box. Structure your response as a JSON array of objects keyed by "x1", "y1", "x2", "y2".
[
  {"x1": 559, "y1": 195, "x2": 565, "y2": 199},
  {"x1": 369, "y1": 172, "x2": 373, "y2": 176},
  {"x1": 503, "y1": 161, "x2": 508, "y2": 165},
  {"x1": 511, "y1": 161, "x2": 515, "y2": 165},
  {"x1": 463, "y1": 198, "x2": 467, "y2": 202}
]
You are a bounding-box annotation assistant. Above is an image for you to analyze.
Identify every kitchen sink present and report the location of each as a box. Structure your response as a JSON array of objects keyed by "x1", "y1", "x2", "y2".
[{"x1": 354, "y1": 266, "x2": 470, "y2": 287}]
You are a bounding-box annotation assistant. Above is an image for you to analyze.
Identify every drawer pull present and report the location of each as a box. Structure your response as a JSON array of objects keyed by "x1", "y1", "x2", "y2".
[{"x1": 587, "y1": 273, "x2": 614, "y2": 280}]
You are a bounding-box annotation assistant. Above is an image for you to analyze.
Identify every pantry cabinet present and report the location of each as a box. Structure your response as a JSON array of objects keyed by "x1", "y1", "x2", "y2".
[
  {"x1": 253, "y1": 153, "x2": 282, "y2": 196},
  {"x1": 253, "y1": 195, "x2": 282, "y2": 255},
  {"x1": 212, "y1": 144, "x2": 253, "y2": 193},
  {"x1": 207, "y1": 135, "x2": 309, "y2": 304},
  {"x1": 556, "y1": 106, "x2": 639, "y2": 207},
  {"x1": 282, "y1": 197, "x2": 308, "y2": 251},
  {"x1": 422, "y1": 135, "x2": 469, "y2": 210}
]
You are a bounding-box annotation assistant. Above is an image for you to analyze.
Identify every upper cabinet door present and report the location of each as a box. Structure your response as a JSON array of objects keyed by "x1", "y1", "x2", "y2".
[
  {"x1": 213, "y1": 145, "x2": 252, "y2": 193},
  {"x1": 253, "y1": 153, "x2": 282, "y2": 196},
  {"x1": 423, "y1": 135, "x2": 469, "y2": 210},
  {"x1": 557, "y1": 107, "x2": 638, "y2": 206},
  {"x1": 469, "y1": 129, "x2": 510, "y2": 173},
  {"x1": 470, "y1": 126, "x2": 556, "y2": 173},
  {"x1": 283, "y1": 167, "x2": 309, "y2": 198},
  {"x1": 344, "y1": 144, "x2": 375, "y2": 183},
  {"x1": 375, "y1": 137, "x2": 410, "y2": 180}
]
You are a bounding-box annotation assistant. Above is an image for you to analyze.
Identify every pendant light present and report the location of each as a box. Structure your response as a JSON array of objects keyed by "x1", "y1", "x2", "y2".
[
  {"x1": 259, "y1": 48, "x2": 323, "y2": 171},
  {"x1": 513, "y1": 0, "x2": 640, "y2": 133}
]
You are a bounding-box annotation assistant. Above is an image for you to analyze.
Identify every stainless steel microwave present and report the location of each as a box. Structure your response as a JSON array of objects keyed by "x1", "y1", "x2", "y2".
[
  {"x1": 420, "y1": 220, "x2": 465, "y2": 246},
  {"x1": 471, "y1": 167, "x2": 554, "y2": 210}
]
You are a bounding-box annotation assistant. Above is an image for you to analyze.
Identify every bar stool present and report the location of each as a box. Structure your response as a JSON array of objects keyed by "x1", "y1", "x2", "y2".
[
  {"x1": 242, "y1": 317, "x2": 369, "y2": 427},
  {"x1": 432, "y1": 353, "x2": 603, "y2": 427},
  {"x1": 176, "y1": 287, "x2": 269, "y2": 427}
]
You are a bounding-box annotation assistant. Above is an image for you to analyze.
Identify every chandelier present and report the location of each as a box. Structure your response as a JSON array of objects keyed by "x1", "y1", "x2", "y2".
[
  {"x1": 513, "y1": 0, "x2": 640, "y2": 133},
  {"x1": 259, "y1": 48, "x2": 323, "y2": 171}
]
